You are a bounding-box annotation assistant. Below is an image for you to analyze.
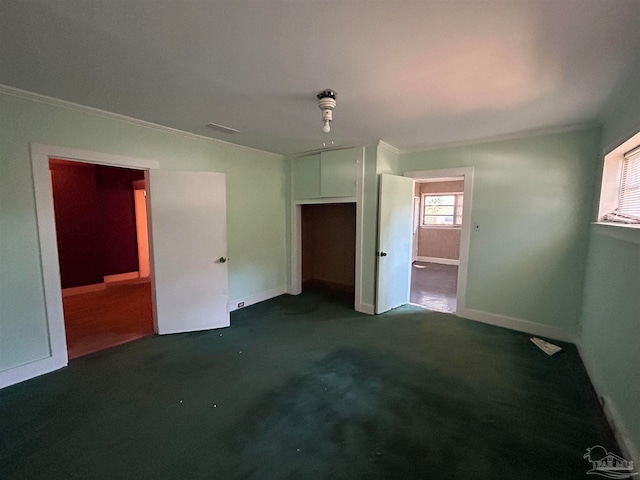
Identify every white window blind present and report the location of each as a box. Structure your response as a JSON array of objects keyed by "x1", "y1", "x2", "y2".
[{"x1": 619, "y1": 146, "x2": 640, "y2": 218}]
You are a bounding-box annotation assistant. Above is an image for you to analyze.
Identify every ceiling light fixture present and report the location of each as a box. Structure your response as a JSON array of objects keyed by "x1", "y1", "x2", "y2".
[{"x1": 317, "y1": 89, "x2": 337, "y2": 133}]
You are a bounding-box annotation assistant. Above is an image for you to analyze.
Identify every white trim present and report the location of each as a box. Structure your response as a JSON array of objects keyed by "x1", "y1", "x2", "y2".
[
  {"x1": 458, "y1": 307, "x2": 576, "y2": 343},
  {"x1": 0, "y1": 84, "x2": 284, "y2": 159},
  {"x1": 29, "y1": 145, "x2": 70, "y2": 380},
  {"x1": 578, "y1": 345, "x2": 639, "y2": 467},
  {"x1": 416, "y1": 176, "x2": 464, "y2": 184},
  {"x1": 32, "y1": 143, "x2": 158, "y2": 170},
  {"x1": 5, "y1": 143, "x2": 162, "y2": 389},
  {"x1": 597, "y1": 130, "x2": 640, "y2": 221},
  {"x1": 359, "y1": 303, "x2": 375, "y2": 315},
  {"x1": 377, "y1": 141, "x2": 400, "y2": 155},
  {"x1": 404, "y1": 167, "x2": 474, "y2": 313},
  {"x1": 293, "y1": 196, "x2": 357, "y2": 205},
  {"x1": 415, "y1": 256, "x2": 459, "y2": 266},
  {"x1": 62, "y1": 283, "x2": 106, "y2": 297},
  {"x1": 229, "y1": 286, "x2": 287, "y2": 312},
  {"x1": 0, "y1": 355, "x2": 66, "y2": 390},
  {"x1": 104, "y1": 271, "x2": 139, "y2": 283},
  {"x1": 354, "y1": 148, "x2": 365, "y2": 314},
  {"x1": 400, "y1": 122, "x2": 600, "y2": 154}
]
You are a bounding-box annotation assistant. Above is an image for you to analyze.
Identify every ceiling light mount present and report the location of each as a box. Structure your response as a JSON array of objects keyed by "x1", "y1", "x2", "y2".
[{"x1": 317, "y1": 89, "x2": 337, "y2": 133}]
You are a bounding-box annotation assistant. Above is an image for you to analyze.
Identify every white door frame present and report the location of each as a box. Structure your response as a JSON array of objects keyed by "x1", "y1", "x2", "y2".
[
  {"x1": 133, "y1": 182, "x2": 150, "y2": 278},
  {"x1": 403, "y1": 167, "x2": 474, "y2": 313},
  {"x1": 28, "y1": 143, "x2": 159, "y2": 381},
  {"x1": 289, "y1": 148, "x2": 366, "y2": 313}
]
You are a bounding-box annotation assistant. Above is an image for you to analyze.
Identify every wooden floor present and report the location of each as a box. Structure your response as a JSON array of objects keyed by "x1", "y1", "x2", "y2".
[
  {"x1": 63, "y1": 279, "x2": 154, "y2": 359},
  {"x1": 410, "y1": 261, "x2": 458, "y2": 313}
]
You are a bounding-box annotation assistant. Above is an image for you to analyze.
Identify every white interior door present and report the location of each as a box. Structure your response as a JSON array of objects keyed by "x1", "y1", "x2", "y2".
[
  {"x1": 148, "y1": 170, "x2": 229, "y2": 334},
  {"x1": 376, "y1": 174, "x2": 415, "y2": 314}
]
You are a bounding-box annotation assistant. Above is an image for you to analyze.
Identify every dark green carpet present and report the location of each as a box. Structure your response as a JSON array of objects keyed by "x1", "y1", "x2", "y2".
[{"x1": 0, "y1": 289, "x2": 617, "y2": 479}]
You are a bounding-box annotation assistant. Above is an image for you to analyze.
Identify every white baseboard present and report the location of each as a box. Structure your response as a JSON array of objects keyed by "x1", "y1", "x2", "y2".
[
  {"x1": 61, "y1": 283, "x2": 106, "y2": 297},
  {"x1": 415, "y1": 256, "x2": 460, "y2": 266},
  {"x1": 357, "y1": 303, "x2": 375, "y2": 315},
  {"x1": 104, "y1": 271, "x2": 139, "y2": 283},
  {"x1": 229, "y1": 286, "x2": 287, "y2": 312},
  {"x1": 457, "y1": 307, "x2": 576, "y2": 343},
  {"x1": 578, "y1": 345, "x2": 639, "y2": 467},
  {"x1": 0, "y1": 352, "x2": 67, "y2": 390}
]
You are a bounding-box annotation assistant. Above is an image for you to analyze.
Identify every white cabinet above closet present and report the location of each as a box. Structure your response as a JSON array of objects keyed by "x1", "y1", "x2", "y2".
[{"x1": 292, "y1": 148, "x2": 359, "y2": 200}]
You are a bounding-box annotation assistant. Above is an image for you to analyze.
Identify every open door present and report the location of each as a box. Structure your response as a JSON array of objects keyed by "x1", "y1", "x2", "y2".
[
  {"x1": 148, "y1": 170, "x2": 229, "y2": 334},
  {"x1": 376, "y1": 174, "x2": 415, "y2": 314}
]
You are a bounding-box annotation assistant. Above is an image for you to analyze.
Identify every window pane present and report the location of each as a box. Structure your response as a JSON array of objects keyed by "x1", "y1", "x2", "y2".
[
  {"x1": 422, "y1": 194, "x2": 463, "y2": 226},
  {"x1": 619, "y1": 153, "x2": 640, "y2": 217},
  {"x1": 424, "y1": 205, "x2": 454, "y2": 216},
  {"x1": 425, "y1": 195, "x2": 455, "y2": 206},
  {"x1": 424, "y1": 215, "x2": 453, "y2": 225}
]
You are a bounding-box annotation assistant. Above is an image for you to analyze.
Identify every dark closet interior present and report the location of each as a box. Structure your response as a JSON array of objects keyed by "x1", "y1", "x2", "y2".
[{"x1": 301, "y1": 203, "x2": 356, "y2": 298}]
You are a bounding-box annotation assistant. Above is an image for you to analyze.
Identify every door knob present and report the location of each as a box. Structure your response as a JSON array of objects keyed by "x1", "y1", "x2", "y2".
[
  {"x1": 376, "y1": 252, "x2": 387, "y2": 257},
  {"x1": 219, "y1": 257, "x2": 228, "y2": 263}
]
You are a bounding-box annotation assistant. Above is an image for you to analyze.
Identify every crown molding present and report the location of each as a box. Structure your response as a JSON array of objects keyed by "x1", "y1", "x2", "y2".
[
  {"x1": 0, "y1": 84, "x2": 285, "y2": 160},
  {"x1": 400, "y1": 122, "x2": 601, "y2": 155},
  {"x1": 377, "y1": 140, "x2": 400, "y2": 155}
]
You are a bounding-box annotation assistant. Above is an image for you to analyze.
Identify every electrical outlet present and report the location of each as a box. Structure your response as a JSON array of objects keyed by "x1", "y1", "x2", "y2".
[{"x1": 237, "y1": 302, "x2": 245, "y2": 308}]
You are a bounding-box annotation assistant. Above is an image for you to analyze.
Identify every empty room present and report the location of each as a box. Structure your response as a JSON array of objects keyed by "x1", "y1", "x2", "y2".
[{"x1": 0, "y1": 1, "x2": 639, "y2": 479}]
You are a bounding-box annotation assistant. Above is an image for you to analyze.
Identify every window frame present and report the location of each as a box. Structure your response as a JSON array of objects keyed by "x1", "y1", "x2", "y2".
[
  {"x1": 598, "y1": 130, "x2": 640, "y2": 228},
  {"x1": 420, "y1": 191, "x2": 464, "y2": 228},
  {"x1": 617, "y1": 147, "x2": 640, "y2": 218}
]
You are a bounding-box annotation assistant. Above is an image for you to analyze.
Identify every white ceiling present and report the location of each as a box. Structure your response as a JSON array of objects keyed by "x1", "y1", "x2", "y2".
[{"x1": 2, "y1": 1, "x2": 639, "y2": 155}]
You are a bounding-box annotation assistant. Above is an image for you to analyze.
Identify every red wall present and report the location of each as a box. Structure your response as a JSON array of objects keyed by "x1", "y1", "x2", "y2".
[
  {"x1": 50, "y1": 161, "x2": 103, "y2": 287},
  {"x1": 96, "y1": 166, "x2": 144, "y2": 277},
  {"x1": 49, "y1": 159, "x2": 144, "y2": 288}
]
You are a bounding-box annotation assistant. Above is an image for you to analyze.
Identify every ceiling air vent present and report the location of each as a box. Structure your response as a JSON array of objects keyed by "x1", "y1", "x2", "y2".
[{"x1": 205, "y1": 122, "x2": 241, "y2": 134}]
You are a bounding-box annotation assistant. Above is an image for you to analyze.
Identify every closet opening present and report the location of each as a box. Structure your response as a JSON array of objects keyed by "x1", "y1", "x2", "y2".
[{"x1": 301, "y1": 203, "x2": 356, "y2": 306}]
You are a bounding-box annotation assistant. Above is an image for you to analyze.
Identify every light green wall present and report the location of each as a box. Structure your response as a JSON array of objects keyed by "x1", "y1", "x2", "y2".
[
  {"x1": 358, "y1": 145, "x2": 400, "y2": 309},
  {"x1": 580, "y1": 69, "x2": 640, "y2": 461},
  {"x1": 580, "y1": 227, "x2": 640, "y2": 460},
  {"x1": 376, "y1": 145, "x2": 399, "y2": 175},
  {"x1": 399, "y1": 128, "x2": 601, "y2": 332},
  {"x1": 601, "y1": 70, "x2": 640, "y2": 154},
  {"x1": 0, "y1": 90, "x2": 287, "y2": 373}
]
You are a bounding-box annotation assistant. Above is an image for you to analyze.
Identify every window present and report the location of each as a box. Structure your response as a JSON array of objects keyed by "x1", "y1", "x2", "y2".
[
  {"x1": 422, "y1": 193, "x2": 463, "y2": 226},
  {"x1": 619, "y1": 147, "x2": 640, "y2": 217},
  {"x1": 602, "y1": 144, "x2": 640, "y2": 224}
]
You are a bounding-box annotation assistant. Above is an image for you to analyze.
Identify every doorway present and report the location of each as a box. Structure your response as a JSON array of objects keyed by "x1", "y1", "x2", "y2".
[
  {"x1": 404, "y1": 168, "x2": 473, "y2": 315},
  {"x1": 410, "y1": 177, "x2": 463, "y2": 313},
  {"x1": 49, "y1": 159, "x2": 154, "y2": 359},
  {"x1": 301, "y1": 203, "x2": 356, "y2": 305}
]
